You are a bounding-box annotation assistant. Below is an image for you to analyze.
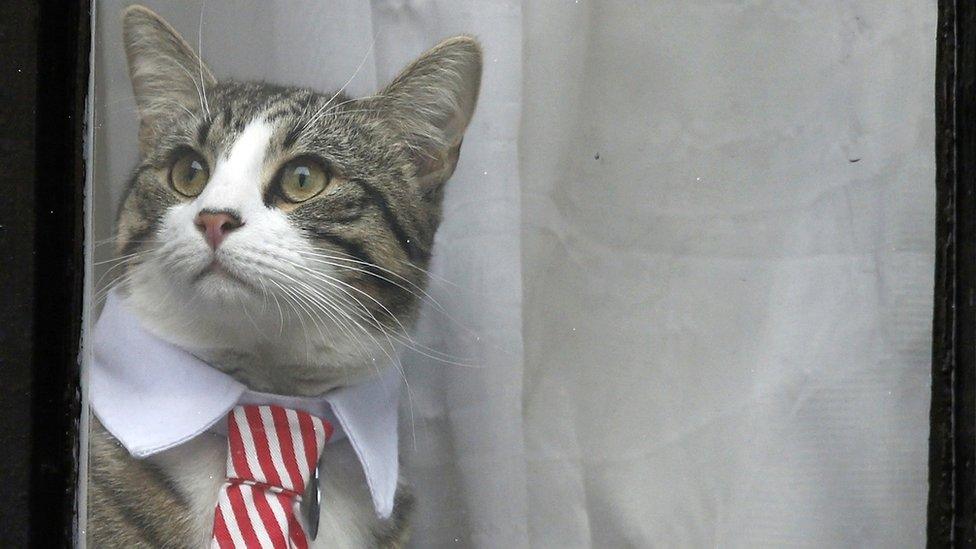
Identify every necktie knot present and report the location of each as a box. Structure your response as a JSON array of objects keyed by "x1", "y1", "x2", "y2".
[{"x1": 212, "y1": 405, "x2": 333, "y2": 548}]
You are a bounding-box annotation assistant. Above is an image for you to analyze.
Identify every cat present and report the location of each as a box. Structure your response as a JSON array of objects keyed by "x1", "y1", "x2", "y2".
[{"x1": 88, "y1": 5, "x2": 481, "y2": 547}]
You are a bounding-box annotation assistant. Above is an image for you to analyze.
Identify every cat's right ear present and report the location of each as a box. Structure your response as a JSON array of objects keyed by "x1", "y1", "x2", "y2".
[
  {"x1": 121, "y1": 5, "x2": 215, "y2": 151},
  {"x1": 372, "y1": 36, "x2": 482, "y2": 200}
]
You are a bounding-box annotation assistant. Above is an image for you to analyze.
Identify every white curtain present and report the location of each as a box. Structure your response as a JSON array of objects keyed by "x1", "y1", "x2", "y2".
[{"x1": 94, "y1": 1, "x2": 936, "y2": 547}]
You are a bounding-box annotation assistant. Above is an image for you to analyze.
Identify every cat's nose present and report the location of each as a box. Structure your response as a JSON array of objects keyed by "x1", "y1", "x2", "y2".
[{"x1": 194, "y1": 210, "x2": 243, "y2": 250}]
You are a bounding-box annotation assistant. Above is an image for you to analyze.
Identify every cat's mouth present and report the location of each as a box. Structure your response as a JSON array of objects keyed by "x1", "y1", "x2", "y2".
[{"x1": 192, "y1": 259, "x2": 255, "y2": 291}]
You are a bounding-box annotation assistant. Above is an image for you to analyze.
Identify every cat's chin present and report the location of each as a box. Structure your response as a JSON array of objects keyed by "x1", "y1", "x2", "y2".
[{"x1": 190, "y1": 266, "x2": 260, "y2": 303}]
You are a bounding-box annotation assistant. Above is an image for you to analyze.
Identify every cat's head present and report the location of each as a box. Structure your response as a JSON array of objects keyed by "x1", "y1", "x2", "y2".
[{"x1": 112, "y1": 6, "x2": 481, "y2": 394}]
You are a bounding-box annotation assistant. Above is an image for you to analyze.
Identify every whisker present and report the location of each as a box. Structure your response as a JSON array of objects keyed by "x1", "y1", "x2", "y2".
[
  {"x1": 197, "y1": 0, "x2": 212, "y2": 120},
  {"x1": 286, "y1": 277, "x2": 384, "y2": 371},
  {"x1": 301, "y1": 32, "x2": 379, "y2": 131},
  {"x1": 267, "y1": 279, "x2": 315, "y2": 364},
  {"x1": 298, "y1": 250, "x2": 448, "y2": 314},
  {"x1": 283, "y1": 259, "x2": 478, "y2": 367}
]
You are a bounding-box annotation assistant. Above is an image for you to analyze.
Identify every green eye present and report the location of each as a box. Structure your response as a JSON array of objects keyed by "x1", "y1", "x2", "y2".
[
  {"x1": 169, "y1": 150, "x2": 210, "y2": 197},
  {"x1": 278, "y1": 159, "x2": 329, "y2": 203}
]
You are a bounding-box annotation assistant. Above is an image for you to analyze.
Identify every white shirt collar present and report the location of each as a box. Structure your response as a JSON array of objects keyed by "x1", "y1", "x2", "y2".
[{"x1": 89, "y1": 292, "x2": 400, "y2": 519}]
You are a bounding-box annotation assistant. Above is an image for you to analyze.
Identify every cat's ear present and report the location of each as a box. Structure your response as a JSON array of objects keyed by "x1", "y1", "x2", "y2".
[
  {"x1": 121, "y1": 5, "x2": 215, "y2": 149},
  {"x1": 376, "y1": 36, "x2": 482, "y2": 196}
]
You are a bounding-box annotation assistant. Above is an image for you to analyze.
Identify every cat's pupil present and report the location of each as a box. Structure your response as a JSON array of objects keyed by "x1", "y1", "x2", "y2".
[
  {"x1": 187, "y1": 160, "x2": 202, "y2": 178},
  {"x1": 295, "y1": 166, "x2": 310, "y2": 188}
]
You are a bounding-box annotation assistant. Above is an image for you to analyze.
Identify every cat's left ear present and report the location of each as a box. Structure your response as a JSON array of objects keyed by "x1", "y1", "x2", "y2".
[{"x1": 375, "y1": 36, "x2": 483, "y2": 197}]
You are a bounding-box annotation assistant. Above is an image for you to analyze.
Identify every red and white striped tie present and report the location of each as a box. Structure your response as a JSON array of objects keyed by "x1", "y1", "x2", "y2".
[{"x1": 211, "y1": 405, "x2": 333, "y2": 548}]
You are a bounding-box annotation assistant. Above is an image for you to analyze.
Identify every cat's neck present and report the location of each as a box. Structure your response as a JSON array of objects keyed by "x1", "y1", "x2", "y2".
[
  {"x1": 195, "y1": 348, "x2": 371, "y2": 396},
  {"x1": 119, "y1": 285, "x2": 385, "y2": 397}
]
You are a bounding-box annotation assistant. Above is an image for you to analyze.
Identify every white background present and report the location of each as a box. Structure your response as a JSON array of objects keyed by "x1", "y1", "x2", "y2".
[{"x1": 93, "y1": 1, "x2": 936, "y2": 546}]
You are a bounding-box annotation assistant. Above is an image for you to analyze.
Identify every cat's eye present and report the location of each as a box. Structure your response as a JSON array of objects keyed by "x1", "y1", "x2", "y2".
[
  {"x1": 278, "y1": 159, "x2": 329, "y2": 203},
  {"x1": 169, "y1": 150, "x2": 210, "y2": 197}
]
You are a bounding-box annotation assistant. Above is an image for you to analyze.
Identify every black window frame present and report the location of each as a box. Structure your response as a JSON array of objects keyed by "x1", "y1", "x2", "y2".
[
  {"x1": 0, "y1": 1, "x2": 971, "y2": 546},
  {"x1": 930, "y1": 1, "x2": 976, "y2": 546},
  {"x1": 0, "y1": 1, "x2": 89, "y2": 546}
]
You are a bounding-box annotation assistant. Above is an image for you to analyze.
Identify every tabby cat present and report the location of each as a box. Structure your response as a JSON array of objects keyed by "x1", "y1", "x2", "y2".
[{"x1": 88, "y1": 5, "x2": 481, "y2": 547}]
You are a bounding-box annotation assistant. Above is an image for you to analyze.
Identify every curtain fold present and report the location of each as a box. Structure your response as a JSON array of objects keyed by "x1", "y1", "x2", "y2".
[{"x1": 518, "y1": 1, "x2": 934, "y2": 547}]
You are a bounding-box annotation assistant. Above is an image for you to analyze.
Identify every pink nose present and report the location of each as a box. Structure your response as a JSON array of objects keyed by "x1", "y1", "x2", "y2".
[{"x1": 194, "y1": 210, "x2": 243, "y2": 250}]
